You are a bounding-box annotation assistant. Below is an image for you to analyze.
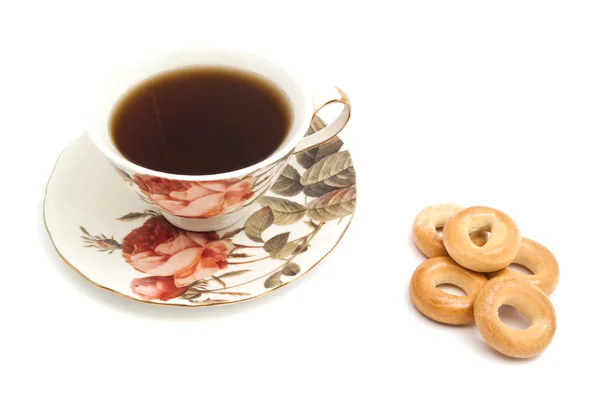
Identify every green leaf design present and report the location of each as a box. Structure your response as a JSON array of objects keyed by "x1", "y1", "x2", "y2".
[
  {"x1": 264, "y1": 232, "x2": 290, "y2": 254},
  {"x1": 229, "y1": 252, "x2": 252, "y2": 258},
  {"x1": 117, "y1": 212, "x2": 155, "y2": 221},
  {"x1": 300, "y1": 151, "x2": 353, "y2": 189},
  {"x1": 244, "y1": 206, "x2": 274, "y2": 242},
  {"x1": 296, "y1": 147, "x2": 319, "y2": 169},
  {"x1": 314, "y1": 137, "x2": 343, "y2": 163},
  {"x1": 116, "y1": 209, "x2": 158, "y2": 222},
  {"x1": 295, "y1": 136, "x2": 342, "y2": 170},
  {"x1": 215, "y1": 269, "x2": 252, "y2": 279},
  {"x1": 181, "y1": 287, "x2": 203, "y2": 300},
  {"x1": 282, "y1": 262, "x2": 301, "y2": 276},
  {"x1": 220, "y1": 227, "x2": 245, "y2": 239},
  {"x1": 270, "y1": 243, "x2": 306, "y2": 259},
  {"x1": 270, "y1": 165, "x2": 304, "y2": 196},
  {"x1": 212, "y1": 275, "x2": 226, "y2": 288},
  {"x1": 264, "y1": 271, "x2": 283, "y2": 289},
  {"x1": 306, "y1": 186, "x2": 357, "y2": 221},
  {"x1": 258, "y1": 196, "x2": 306, "y2": 225},
  {"x1": 188, "y1": 279, "x2": 209, "y2": 289},
  {"x1": 324, "y1": 166, "x2": 356, "y2": 188},
  {"x1": 303, "y1": 181, "x2": 337, "y2": 197},
  {"x1": 295, "y1": 116, "x2": 327, "y2": 168}
]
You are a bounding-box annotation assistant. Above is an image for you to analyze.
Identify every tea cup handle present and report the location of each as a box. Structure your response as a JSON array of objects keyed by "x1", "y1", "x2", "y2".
[{"x1": 293, "y1": 87, "x2": 351, "y2": 153}]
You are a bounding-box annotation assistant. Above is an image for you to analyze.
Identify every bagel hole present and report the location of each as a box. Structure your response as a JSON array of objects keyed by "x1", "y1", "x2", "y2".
[
  {"x1": 498, "y1": 305, "x2": 530, "y2": 330},
  {"x1": 436, "y1": 227, "x2": 444, "y2": 237},
  {"x1": 469, "y1": 230, "x2": 490, "y2": 247},
  {"x1": 508, "y1": 263, "x2": 533, "y2": 275},
  {"x1": 436, "y1": 284, "x2": 467, "y2": 296}
]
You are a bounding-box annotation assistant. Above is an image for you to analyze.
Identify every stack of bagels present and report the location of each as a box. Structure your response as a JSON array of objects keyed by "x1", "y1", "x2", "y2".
[{"x1": 410, "y1": 204, "x2": 559, "y2": 359}]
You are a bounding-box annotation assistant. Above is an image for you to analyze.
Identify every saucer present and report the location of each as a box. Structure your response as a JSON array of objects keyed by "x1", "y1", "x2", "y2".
[{"x1": 44, "y1": 124, "x2": 356, "y2": 307}]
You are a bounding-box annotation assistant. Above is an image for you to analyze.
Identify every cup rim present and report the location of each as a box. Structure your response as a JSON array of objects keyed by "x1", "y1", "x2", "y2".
[{"x1": 87, "y1": 47, "x2": 312, "y2": 181}]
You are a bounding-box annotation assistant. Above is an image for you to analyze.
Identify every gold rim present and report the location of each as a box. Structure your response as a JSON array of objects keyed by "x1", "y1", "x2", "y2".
[{"x1": 43, "y1": 135, "x2": 356, "y2": 308}]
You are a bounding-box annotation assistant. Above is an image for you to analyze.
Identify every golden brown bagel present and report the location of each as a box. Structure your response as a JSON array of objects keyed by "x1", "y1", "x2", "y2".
[
  {"x1": 488, "y1": 238, "x2": 559, "y2": 295},
  {"x1": 410, "y1": 256, "x2": 488, "y2": 325},
  {"x1": 474, "y1": 277, "x2": 556, "y2": 359},
  {"x1": 413, "y1": 204, "x2": 488, "y2": 257},
  {"x1": 443, "y1": 206, "x2": 521, "y2": 272}
]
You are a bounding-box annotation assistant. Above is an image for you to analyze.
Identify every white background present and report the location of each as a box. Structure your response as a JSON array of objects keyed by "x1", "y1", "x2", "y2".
[{"x1": 2, "y1": 0, "x2": 599, "y2": 399}]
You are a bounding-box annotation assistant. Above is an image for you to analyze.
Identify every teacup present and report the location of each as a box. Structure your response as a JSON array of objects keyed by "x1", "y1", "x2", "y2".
[{"x1": 88, "y1": 48, "x2": 351, "y2": 232}]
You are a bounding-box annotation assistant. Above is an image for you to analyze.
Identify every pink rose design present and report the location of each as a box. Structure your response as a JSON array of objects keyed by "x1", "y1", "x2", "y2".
[
  {"x1": 130, "y1": 276, "x2": 188, "y2": 301},
  {"x1": 134, "y1": 175, "x2": 257, "y2": 218},
  {"x1": 122, "y1": 217, "x2": 234, "y2": 288}
]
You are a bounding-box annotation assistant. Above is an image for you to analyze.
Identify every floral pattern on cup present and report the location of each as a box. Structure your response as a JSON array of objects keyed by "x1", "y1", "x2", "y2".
[
  {"x1": 133, "y1": 175, "x2": 257, "y2": 218},
  {"x1": 113, "y1": 160, "x2": 286, "y2": 221}
]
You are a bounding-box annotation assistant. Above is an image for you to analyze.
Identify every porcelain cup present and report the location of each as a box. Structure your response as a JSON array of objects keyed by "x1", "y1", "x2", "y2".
[{"x1": 88, "y1": 47, "x2": 351, "y2": 231}]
